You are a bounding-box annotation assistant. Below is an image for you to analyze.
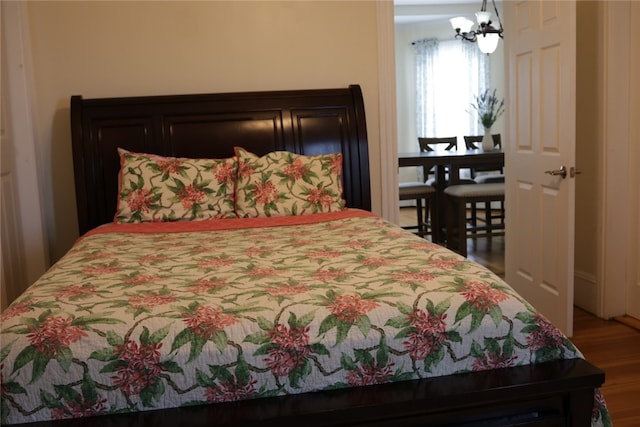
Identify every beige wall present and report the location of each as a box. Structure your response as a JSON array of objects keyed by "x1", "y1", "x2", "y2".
[{"x1": 25, "y1": 1, "x2": 382, "y2": 263}]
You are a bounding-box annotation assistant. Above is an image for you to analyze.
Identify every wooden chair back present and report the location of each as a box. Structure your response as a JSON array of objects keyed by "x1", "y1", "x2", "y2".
[
  {"x1": 418, "y1": 136, "x2": 457, "y2": 152},
  {"x1": 463, "y1": 134, "x2": 502, "y2": 150}
]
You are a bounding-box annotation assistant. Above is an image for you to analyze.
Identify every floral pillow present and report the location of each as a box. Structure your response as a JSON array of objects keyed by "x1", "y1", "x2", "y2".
[
  {"x1": 234, "y1": 147, "x2": 345, "y2": 217},
  {"x1": 115, "y1": 149, "x2": 237, "y2": 223}
]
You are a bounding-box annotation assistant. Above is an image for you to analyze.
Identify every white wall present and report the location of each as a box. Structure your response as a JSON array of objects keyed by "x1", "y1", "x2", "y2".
[{"x1": 24, "y1": 1, "x2": 382, "y2": 263}]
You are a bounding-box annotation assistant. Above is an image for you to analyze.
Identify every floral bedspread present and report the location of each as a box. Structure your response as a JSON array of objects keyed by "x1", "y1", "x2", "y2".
[{"x1": 0, "y1": 210, "x2": 610, "y2": 425}]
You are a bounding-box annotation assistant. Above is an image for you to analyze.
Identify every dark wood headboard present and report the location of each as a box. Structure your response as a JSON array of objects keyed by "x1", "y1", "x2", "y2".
[{"x1": 70, "y1": 85, "x2": 371, "y2": 235}]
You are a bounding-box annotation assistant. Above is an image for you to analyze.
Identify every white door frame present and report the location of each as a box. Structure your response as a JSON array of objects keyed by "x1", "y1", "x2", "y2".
[
  {"x1": 599, "y1": 1, "x2": 633, "y2": 319},
  {"x1": 377, "y1": 2, "x2": 399, "y2": 225},
  {"x1": 627, "y1": 1, "x2": 640, "y2": 321},
  {"x1": 1, "y1": 1, "x2": 49, "y2": 290}
]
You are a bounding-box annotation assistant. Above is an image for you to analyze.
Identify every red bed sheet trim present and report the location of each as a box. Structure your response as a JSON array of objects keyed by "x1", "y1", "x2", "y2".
[{"x1": 83, "y1": 209, "x2": 378, "y2": 238}]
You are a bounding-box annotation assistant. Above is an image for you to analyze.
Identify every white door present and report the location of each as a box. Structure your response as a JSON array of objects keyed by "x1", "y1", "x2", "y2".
[{"x1": 504, "y1": 0, "x2": 576, "y2": 336}]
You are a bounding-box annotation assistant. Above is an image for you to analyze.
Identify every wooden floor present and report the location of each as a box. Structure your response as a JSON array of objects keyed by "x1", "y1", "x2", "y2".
[
  {"x1": 399, "y1": 206, "x2": 640, "y2": 426},
  {"x1": 572, "y1": 308, "x2": 640, "y2": 427}
]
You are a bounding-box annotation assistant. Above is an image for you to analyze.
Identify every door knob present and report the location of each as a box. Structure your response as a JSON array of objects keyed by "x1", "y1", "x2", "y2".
[{"x1": 544, "y1": 166, "x2": 567, "y2": 179}]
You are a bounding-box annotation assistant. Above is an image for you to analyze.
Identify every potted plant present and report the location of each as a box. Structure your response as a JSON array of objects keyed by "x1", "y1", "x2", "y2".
[{"x1": 471, "y1": 89, "x2": 504, "y2": 151}]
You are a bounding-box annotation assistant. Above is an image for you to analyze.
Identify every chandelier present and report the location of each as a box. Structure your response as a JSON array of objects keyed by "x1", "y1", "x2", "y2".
[{"x1": 449, "y1": 0, "x2": 504, "y2": 54}]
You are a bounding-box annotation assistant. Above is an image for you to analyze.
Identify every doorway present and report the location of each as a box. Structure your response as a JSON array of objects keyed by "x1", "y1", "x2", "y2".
[
  {"x1": 391, "y1": 0, "x2": 639, "y2": 324},
  {"x1": 393, "y1": 2, "x2": 507, "y2": 278}
]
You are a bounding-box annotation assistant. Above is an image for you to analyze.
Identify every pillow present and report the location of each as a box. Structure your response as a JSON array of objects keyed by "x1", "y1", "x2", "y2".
[
  {"x1": 115, "y1": 149, "x2": 237, "y2": 223},
  {"x1": 234, "y1": 147, "x2": 345, "y2": 217}
]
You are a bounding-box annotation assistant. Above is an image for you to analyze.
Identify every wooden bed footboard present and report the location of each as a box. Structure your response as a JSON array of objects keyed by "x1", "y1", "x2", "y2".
[{"x1": 17, "y1": 358, "x2": 603, "y2": 426}]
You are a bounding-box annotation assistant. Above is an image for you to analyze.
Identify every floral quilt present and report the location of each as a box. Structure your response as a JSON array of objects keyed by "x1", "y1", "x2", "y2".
[{"x1": 0, "y1": 210, "x2": 610, "y2": 425}]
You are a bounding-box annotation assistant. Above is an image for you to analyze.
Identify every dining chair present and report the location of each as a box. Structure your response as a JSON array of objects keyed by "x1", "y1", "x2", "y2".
[
  {"x1": 443, "y1": 182, "x2": 505, "y2": 257},
  {"x1": 397, "y1": 137, "x2": 457, "y2": 240},
  {"x1": 463, "y1": 134, "x2": 504, "y2": 182},
  {"x1": 399, "y1": 181, "x2": 437, "y2": 239},
  {"x1": 462, "y1": 134, "x2": 505, "y2": 229},
  {"x1": 417, "y1": 136, "x2": 480, "y2": 235}
]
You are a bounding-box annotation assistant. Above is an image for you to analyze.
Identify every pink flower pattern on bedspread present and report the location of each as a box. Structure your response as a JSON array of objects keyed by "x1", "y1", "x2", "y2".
[{"x1": 0, "y1": 213, "x2": 610, "y2": 426}]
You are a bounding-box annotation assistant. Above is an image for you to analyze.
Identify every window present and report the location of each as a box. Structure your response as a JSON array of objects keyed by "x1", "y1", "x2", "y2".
[{"x1": 414, "y1": 38, "x2": 490, "y2": 142}]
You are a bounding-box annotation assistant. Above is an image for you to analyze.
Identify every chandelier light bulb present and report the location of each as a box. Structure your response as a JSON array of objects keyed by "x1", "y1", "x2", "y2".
[
  {"x1": 477, "y1": 32, "x2": 500, "y2": 54},
  {"x1": 475, "y1": 11, "x2": 491, "y2": 26},
  {"x1": 450, "y1": 17, "x2": 474, "y2": 34}
]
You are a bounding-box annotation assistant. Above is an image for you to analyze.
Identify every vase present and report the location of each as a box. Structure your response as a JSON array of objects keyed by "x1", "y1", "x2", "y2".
[{"x1": 481, "y1": 127, "x2": 494, "y2": 151}]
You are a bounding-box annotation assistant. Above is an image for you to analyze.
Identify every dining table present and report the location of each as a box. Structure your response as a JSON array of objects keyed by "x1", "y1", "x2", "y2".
[{"x1": 398, "y1": 147, "x2": 505, "y2": 243}]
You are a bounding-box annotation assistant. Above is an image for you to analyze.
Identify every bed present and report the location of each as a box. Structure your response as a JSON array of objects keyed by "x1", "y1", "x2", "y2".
[{"x1": 0, "y1": 85, "x2": 610, "y2": 426}]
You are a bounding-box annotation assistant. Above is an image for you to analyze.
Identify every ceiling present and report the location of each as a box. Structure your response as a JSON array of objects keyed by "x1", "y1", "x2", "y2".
[
  {"x1": 394, "y1": 0, "x2": 486, "y2": 25},
  {"x1": 394, "y1": 0, "x2": 477, "y2": 4}
]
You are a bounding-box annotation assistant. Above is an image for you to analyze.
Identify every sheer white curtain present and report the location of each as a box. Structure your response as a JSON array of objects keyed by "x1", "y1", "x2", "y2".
[{"x1": 414, "y1": 38, "x2": 490, "y2": 144}]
